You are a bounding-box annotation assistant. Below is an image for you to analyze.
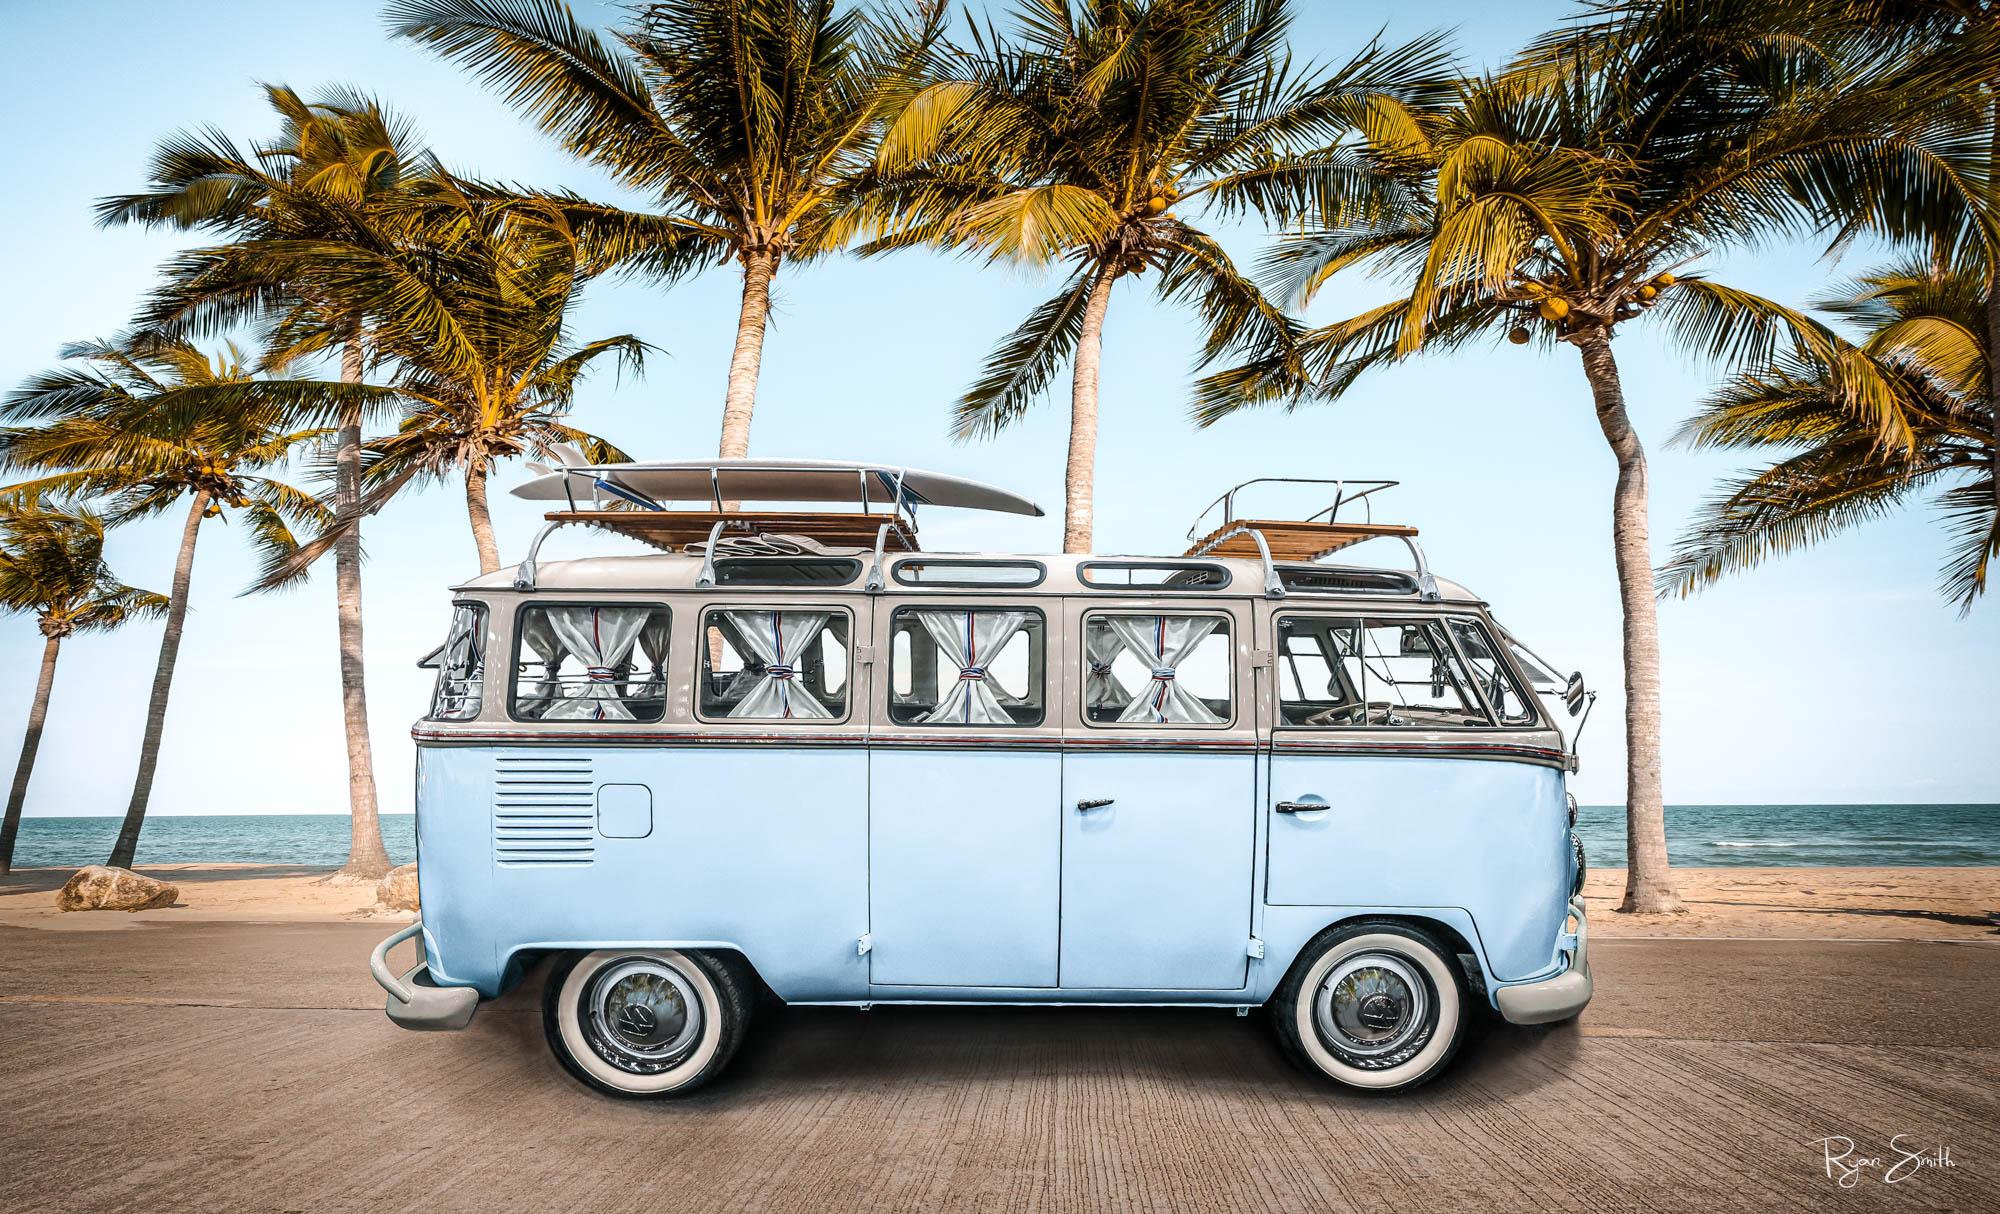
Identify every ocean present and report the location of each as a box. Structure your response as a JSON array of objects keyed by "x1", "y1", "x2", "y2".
[
  {"x1": 5, "y1": 804, "x2": 1997, "y2": 869},
  {"x1": 1574, "y1": 803, "x2": 1999, "y2": 867},
  {"x1": 8, "y1": 814, "x2": 417, "y2": 869}
]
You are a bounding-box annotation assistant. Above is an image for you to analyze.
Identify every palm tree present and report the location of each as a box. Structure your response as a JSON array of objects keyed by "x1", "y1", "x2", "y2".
[
  {"x1": 1665, "y1": 256, "x2": 1997, "y2": 608},
  {"x1": 0, "y1": 334, "x2": 370, "y2": 870},
  {"x1": 354, "y1": 184, "x2": 642, "y2": 574},
  {"x1": 859, "y1": 0, "x2": 1449, "y2": 552},
  {"x1": 389, "y1": 0, "x2": 942, "y2": 459},
  {"x1": 0, "y1": 503, "x2": 166, "y2": 874},
  {"x1": 1193, "y1": 1, "x2": 1993, "y2": 912},
  {"x1": 99, "y1": 86, "x2": 435, "y2": 881}
]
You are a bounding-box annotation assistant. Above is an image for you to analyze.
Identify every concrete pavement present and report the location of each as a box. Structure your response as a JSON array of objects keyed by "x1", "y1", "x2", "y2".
[{"x1": 2, "y1": 921, "x2": 1996, "y2": 1213}]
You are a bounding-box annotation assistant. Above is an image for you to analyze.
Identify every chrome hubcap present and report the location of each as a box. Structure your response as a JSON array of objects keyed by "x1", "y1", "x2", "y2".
[
  {"x1": 581, "y1": 958, "x2": 703, "y2": 1074},
  {"x1": 1314, "y1": 952, "x2": 1432, "y2": 1066}
]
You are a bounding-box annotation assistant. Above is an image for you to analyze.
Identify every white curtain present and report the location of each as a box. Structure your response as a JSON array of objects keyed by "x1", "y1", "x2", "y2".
[
  {"x1": 1097, "y1": 615, "x2": 1226, "y2": 725},
  {"x1": 635, "y1": 612, "x2": 671, "y2": 712},
  {"x1": 1083, "y1": 624, "x2": 1132, "y2": 712},
  {"x1": 720, "y1": 610, "x2": 837, "y2": 719},
  {"x1": 540, "y1": 606, "x2": 654, "y2": 721},
  {"x1": 708, "y1": 612, "x2": 767, "y2": 701},
  {"x1": 516, "y1": 610, "x2": 570, "y2": 719},
  {"x1": 910, "y1": 609, "x2": 1034, "y2": 725}
]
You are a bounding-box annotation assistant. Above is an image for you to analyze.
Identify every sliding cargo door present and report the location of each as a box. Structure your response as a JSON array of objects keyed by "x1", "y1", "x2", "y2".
[
  {"x1": 867, "y1": 595, "x2": 1063, "y2": 987},
  {"x1": 1058, "y1": 596, "x2": 1258, "y2": 990}
]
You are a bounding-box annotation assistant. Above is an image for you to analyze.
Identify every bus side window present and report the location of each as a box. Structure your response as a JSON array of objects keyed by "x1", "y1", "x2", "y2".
[
  {"x1": 1448, "y1": 618, "x2": 1538, "y2": 727},
  {"x1": 1275, "y1": 619, "x2": 1358, "y2": 725},
  {"x1": 887, "y1": 607, "x2": 1045, "y2": 726},
  {"x1": 1278, "y1": 628, "x2": 1338, "y2": 705},
  {"x1": 427, "y1": 603, "x2": 487, "y2": 721},
  {"x1": 1276, "y1": 615, "x2": 1491, "y2": 729},
  {"x1": 510, "y1": 604, "x2": 670, "y2": 723},
  {"x1": 698, "y1": 608, "x2": 852, "y2": 721},
  {"x1": 1082, "y1": 613, "x2": 1233, "y2": 726}
]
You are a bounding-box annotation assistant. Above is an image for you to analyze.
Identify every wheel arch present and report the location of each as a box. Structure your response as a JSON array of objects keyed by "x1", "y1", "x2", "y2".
[
  {"x1": 1268, "y1": 912, "x2": 1484, "y2": 999},
  {"x1": 502, "y1": 942, "x2": 777, "y2": 1003}
]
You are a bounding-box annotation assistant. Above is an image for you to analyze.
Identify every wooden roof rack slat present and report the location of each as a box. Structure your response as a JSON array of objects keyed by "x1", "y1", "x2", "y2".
[
  {"x1": 1184, "y1": 519, "x2": 1417, "y2": 562},
  {"x1": 547, "y1": 509, "x2": 919, "y2": 554},
  {"x1": 1178, "y1": 477, "x2": 1438, "y2": 601}
]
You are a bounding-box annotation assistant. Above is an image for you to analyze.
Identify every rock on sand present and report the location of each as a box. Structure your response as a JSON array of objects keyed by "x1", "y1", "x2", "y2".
[
  {"x1": 377, "y1": 863, "x2": 420, "y2": 911},
  {"x1": 56, "y1": 866, "x2": 179, "y2": 913}
]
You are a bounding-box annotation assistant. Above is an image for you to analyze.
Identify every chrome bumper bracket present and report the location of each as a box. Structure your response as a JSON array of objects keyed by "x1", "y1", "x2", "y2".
[
  {"x1": 370, "y1": 918, "x2": 480, "y2": 1032},
  {"x1": 1493, "y1": 895, "x2": 1593, "y2": 1025}
]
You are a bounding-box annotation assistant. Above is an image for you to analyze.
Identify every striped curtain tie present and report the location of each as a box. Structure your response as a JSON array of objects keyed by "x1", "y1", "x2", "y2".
[
  {"x1": 1150, "y1": 668, "x2": 1176, "y2": 681},
  {"x1": 764, "y1": 664, "x2": 796, "y2": 680},
  {"x1": 1088, "y1": 660, "x2": 1113, "y2": 678},
  {"x1": 586, "y1": 666, "x2": 618, "y2": 682},
  {"x1": 958, "y1": 666, "x2": 987, "y2": 682}
]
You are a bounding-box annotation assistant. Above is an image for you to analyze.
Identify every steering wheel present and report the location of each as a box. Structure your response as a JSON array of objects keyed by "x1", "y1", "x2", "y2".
[{"x1": 1303, "y1": 704, "x2": 1366, "y2": 727}]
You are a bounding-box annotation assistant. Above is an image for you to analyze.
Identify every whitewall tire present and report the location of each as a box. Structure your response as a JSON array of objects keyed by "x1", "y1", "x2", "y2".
[
  {"x1": 1270, "y1": 921, "x2": 1469, "y2": 1092},
  {"x1": 543, "y1": 948, "x2": 751, "y2": 1098}
]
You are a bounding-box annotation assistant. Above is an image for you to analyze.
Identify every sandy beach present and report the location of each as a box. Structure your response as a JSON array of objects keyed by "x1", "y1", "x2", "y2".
[
  {"x1": 3, "y1": 862, "x2": 1994, "y2": 938},
  {"x1": 1581, "y1": 866, "x2": 2000, "y2": 938},
  {"x1": 0, "y1": 863, "x2": 415, "y2": 929}
]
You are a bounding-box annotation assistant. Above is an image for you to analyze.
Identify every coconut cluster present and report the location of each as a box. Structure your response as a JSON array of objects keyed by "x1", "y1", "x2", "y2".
[{"x1": 1505, "y1": 271, "x2": 1680, "y2": 344}]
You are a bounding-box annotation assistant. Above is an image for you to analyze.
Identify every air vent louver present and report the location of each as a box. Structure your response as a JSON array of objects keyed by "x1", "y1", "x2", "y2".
[{"x1": 493, "y1": 755, "x2": 595, "y2": 866}]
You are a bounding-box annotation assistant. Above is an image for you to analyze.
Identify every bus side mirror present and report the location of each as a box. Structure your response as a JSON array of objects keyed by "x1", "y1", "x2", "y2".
[{"x1": 1564, "y1": 672, "x2": 1587, "y2": 717}]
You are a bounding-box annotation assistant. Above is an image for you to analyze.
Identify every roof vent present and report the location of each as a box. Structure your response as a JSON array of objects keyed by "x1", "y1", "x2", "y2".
[{"x1": 1276, "y1": 567, "x2": 1419, "y2": 595}]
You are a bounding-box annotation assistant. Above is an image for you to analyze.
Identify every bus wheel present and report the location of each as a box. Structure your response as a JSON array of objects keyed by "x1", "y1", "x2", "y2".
[
  {"x1": 543, "y1": 948, "x2": 750, "y2": 1098},
  {"x1": 1269, "y1": 920, "x2": 1468, "y2": 1092}
]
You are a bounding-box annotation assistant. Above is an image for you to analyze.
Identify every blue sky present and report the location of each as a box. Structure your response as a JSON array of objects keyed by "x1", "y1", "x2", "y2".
[{"x1": 1, "y1": 0, "x2": 1994, "y2": 818}]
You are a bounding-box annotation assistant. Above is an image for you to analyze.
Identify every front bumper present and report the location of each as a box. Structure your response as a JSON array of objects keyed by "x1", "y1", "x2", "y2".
[
  {"x1": 1493, "y1": 895, "x2": 1592, "y2": 1025},
  {"x1": 370, "y1": 918, "x2": 480, "y2": 1031}
]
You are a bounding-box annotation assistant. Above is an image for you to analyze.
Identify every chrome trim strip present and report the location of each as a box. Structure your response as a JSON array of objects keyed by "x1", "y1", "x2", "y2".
[
  {"x1": 413, "y1": 728, "x2": 1561, "y2": 765},
  {"x1": 415, "y1": 727, "x2": 871, "y2": 747},
  {"x1": 1272, "y1": 739, "x2": 1567, "y2": 766}
]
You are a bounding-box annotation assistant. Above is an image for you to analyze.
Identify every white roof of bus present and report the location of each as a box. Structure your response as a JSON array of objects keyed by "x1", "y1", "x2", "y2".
[{"x1": 459, "y1": 552, "x2": 1479, "y2": 602}]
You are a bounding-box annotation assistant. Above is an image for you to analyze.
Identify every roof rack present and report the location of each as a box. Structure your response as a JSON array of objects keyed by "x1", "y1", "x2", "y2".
[
  {"x1": 507, "y1": 455, "x2": 1041, "y2": 592},
  {"x1": 1182, "y1": 478, "x2": 1440, "y2": 601}
]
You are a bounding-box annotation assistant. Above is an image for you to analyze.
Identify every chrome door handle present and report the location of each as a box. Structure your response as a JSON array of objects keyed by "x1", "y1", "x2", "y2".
[
  {"x1": 1076, "y1": 798, "x2": 1115, "y2": 811},
  {"x1": 1275, "y1": 800, "x2": 1326, "y2": 814}
]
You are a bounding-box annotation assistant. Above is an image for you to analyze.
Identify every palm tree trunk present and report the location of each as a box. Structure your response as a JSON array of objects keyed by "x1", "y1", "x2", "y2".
[
  {"x1": 718, "y1": 250, "x2": 778, "y2": 462},
  {"x1": 1987, "y1": 88, "x2": 1999, "y2": 514},
  {"x1": 464, "y1": 461, "x2": 500, "y2": 575},
  {"x1": 327, "y1": 337, "x2": 391, "y2": 882},
  {"x1": 1063, "y1": 259, "x2": 1119, "y2": 554},
  {"x1": 0, "y1": 634, "x2": 62, "y2": 874},
  {"x1": 106, "y1": 493, "x2": 207, "y2": 871},
  {"x1": 1573, "y1": 329, "x2": 1681, "y2": 914}
]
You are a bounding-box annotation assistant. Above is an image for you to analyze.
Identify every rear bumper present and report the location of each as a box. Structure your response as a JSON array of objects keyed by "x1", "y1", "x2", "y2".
[
  {"x1": 370, "y1": 919, "x2": 480, "y2": 1031},
  {"x1": 1493, "y1": 895, "x2": 1592, "y2": 1025}
]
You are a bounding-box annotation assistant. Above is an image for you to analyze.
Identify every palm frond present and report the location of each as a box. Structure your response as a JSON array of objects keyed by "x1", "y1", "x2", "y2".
[
  {"x1": 386, "y1": 0, "x2": 692, "y2": 194},
  {"x1": 1659, "y1": 446, "x2": 1936, "y2": 598},
  {"x1": 951, "y1": 267, "x2": 1097, "y2": 439},
  {"x1": 1665, "y1": 252, "x2": 1995, "y2": 606}
]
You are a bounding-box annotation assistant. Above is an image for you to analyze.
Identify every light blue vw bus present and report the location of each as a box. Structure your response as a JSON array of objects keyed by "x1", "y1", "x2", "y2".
[{"x1": 371, "y1": 458, "x2": 1591, "y2": 1095}]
